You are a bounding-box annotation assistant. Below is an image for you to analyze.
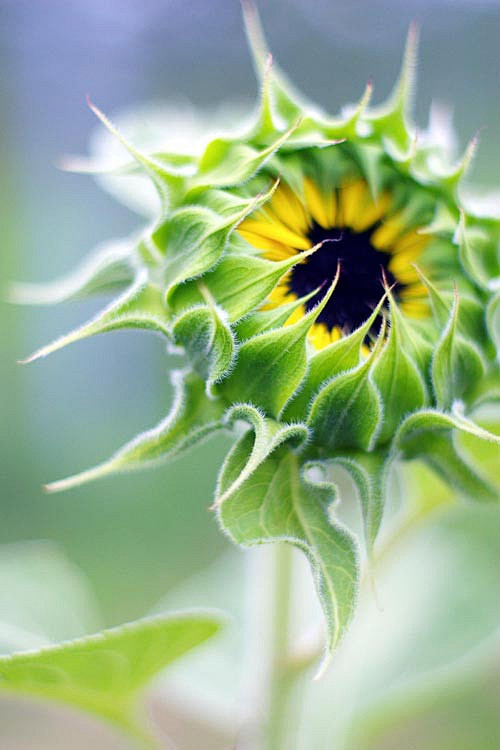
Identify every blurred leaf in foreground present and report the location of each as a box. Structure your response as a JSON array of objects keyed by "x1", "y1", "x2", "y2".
[{"x1": 0, "y1": 612, "x2": 222, "y2": 743}]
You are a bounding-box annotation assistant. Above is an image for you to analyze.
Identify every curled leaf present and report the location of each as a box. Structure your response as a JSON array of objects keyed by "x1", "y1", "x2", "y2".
[{"x1": 217, "y1": 448, "x2": 358, "y2": 673}]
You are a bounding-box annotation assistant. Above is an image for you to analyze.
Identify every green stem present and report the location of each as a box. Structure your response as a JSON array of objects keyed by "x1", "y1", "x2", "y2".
[
  {"x1": 241, "y1": 544, "x2": 305, "y2": 750},
  {"x1": 265, "y1": 543, "x2": 295, "y2": 750}
]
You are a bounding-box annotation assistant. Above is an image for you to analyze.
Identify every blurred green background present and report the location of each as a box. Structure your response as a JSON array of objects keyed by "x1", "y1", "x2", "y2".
[{"x1": 1, "y1": 1, "x2": 500, "y2": 746}]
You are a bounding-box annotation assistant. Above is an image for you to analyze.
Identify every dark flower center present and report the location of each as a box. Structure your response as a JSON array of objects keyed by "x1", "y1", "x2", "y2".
[{"x1": 289, "y1": 221, "x2": 400, "y2": 333}]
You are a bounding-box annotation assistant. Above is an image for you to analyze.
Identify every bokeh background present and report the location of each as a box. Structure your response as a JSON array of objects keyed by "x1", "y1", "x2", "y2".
[{"x1": 1, "y1": 1, "x2": 500, "y2": 748}]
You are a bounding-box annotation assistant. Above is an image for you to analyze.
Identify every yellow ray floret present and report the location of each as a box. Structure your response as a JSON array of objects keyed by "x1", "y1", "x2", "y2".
[
  {"x1": 269, "y1": 183, "x2": 310, "y2": 234},
  {"x1": 238, "y1": 229, "x2": 296, "y2": 261},
  {"x1": 239, "y1": 218, "x2": 311, "y2": 250},
  {"x1": 303, "y1": 178, "x2": 332, "y2": 229},
  {"x1": 308, "y1": 322, "x2": 342, "y2": 350}
]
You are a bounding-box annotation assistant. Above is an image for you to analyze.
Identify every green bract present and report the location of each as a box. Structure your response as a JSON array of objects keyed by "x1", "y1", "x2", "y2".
[{"x1": 14, "y1": 3, "x2": 500, "y2": 666}]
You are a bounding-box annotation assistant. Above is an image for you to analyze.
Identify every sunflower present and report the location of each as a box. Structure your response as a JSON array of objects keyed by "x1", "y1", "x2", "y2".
[
  {"x1": 239, "y1": 176, "x2": 430, "y2": 350},
  {"x1": 13, "y1": 0, "x2": 500, "y2": 685}
]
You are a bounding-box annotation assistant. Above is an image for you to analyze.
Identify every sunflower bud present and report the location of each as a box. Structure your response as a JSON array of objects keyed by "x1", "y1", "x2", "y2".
[{"x1": 14, "y1": 3, "x2": 500, "y2": 663}]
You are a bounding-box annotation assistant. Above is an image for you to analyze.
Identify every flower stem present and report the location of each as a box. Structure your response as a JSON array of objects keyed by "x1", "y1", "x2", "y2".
[
  {"x1": 265, "y1": 542, "x2": 295, "y2": 750},
  {"x1": 241, "y1": 544, "x2": 303, "y2": 750}
]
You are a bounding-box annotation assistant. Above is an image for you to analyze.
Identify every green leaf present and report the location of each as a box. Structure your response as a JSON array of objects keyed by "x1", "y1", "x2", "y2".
[
  {"x1": 307, "y1": 324, "x2": 385, "y2": 451},
  {"x1": 372, "y1": 295, "x2": 427, "y2": 443},
  {"x1": 87, "y1": 99, "x2": 183, "y2": 210},
  {"x1": 395, "y1": 407, "x2": 500, "y2": 448},
  {"x1": 285, "y1": 293, "x2": 388, "y2": 421},
  {"x1": 162, "y1": 206, "x2": 242, "y2": 298},
  {"x1": 388, "y1": 294, "x2": 434, "y2": 383},
  {"x1": 172, "y1": 296, "x2": 235, "y2": 387},
  {"x1": 170, "y1": 244, "x2": 320, "y2": 323},
  {"x1": 189, "y1": 119, "x2": 301, "y2": 191},
  {"x1": 332, "y1": 451, "x2": 392, "y2": 552},
  {"x1": 217, "y1": 448, "x2": 358, "y2": 670},
  {"x1": 468, "y1": 367, "x2": 500, "y2": 410},
  {"x1": 248, "y1": 51, "x2": 278, "y2": 141},
  {"x1": 0, "y1": 612, "x2": 222, "y2": 740},
  {"x1": 214, "y1": 403, "x2": 308, "y2": 507},
  {"x1": 347, "y1": 140, "x2": 385, "y2": 199},
  {"x1": 366, "y1": 24, "x2": 419, "y2": 152},
  {"x1": 394, "y1": 407, "x2": 500, "y2": 501},
  {"x1": 431, "y1": 289, "x2": 485, "y2": 410},
  {"x1": 415, "y1": 266, "x2": 486, "y2": 347},
  {"x1": 8, "y1": 237, "x2": 135, "y2": 305},
  {"x1": 45, "y1": 370, "x2": 224, "y2": 492},
  {"x1": 234, "y1": 286, "x2": 319, "y2": 340},
  {"x1": 219, "y1": 275, "x2": 339, "y2": 417},
  {"x1": 436, "y1": 135, "x2": 479, "y2": 194},
  {"x1": 458, "y1": 213, "x2": 500, "y2": 290},
  {"x1": 487, "y1": 289, "x2": 500, "y2": 358},
  {"x1": 21, "y1": 272, "x2": 169, "y2": 364},
  {"x1": 162, "y1": 185, "x2": 276, "y2": 300},
  {"x1": 242, "y1": 0, "x2": 305, "y2": 124},
  {"x1": 314, "y1": 83, "x2": 373, "y2": 143},
  {"x1": 400, "y1": 430, "x2": 498, "y2": 502}
]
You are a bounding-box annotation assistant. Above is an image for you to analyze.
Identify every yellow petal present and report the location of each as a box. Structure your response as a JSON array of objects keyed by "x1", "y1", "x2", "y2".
[
  {"x1": 388, "y1": 249, "x2": 422, "y2": 280},
  {"x1": 303, "y1": 178, "x2": 331, "y2": 229},
  {"x1": 238, "y1": 229, "x2": 298, "y2": 261},
  {"x1": 308, "y1": 321, "x2": 334, "y2": 350},
  {"x1": 239, "y1": 219, "x2": 311, "y2": 250},
  {"x1": 400, "y1": 299, "x2": 430, "y2": 318},
  {"x1": 270, "y1": 183, "x2": 310, "y2": 234},
  {"x1": 371, "y1": 216, "x2": 404, "y2": 251},
  {"x1": 264, "y1": 277, "x2": 294, "y2": 309},
  {"x1": 330, "y1": 325, "x2": 342, "y2": 343},
  {"x1": 340, "y1": 180, "x2": 369, "y2": 229},
  {"x1": 353, "y1": 191, "x2": 392, "y2": 232},
  {"x1": 399, "y1": 281, "x2": 427, "y2": 299},
  {"x1": 324, "y1": 190, "x2": 337, "y2": 228},
  {"x1": 392, "y1": 230, "x2": 428, "y2": 255},
  {"x1": 389, "y1": 263, "x2": 420, "y2": 285},
  {"x1": 285, "y1": 304, "x2": 306, "y2": 326}
]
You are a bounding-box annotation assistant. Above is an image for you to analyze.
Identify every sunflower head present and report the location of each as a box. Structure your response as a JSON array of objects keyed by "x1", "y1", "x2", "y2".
[
  {"x1": 239, "y1": 174, "x2": 431, "y2": 350},
  {"x1": 14, "y1": 3, "x2": 500, "y2": 665}
]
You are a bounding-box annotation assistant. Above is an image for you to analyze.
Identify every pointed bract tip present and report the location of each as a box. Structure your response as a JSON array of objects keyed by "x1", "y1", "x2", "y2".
[
  {"x1": 360, "y1": 80, "x2": 373, "y2": 108},
  {"x1": 86, "y1": 96, "x2": 113, "y2": 131},
  {"x1": 56, "y1": 154, "x2": 112, "y2": 174},
  {"x1": 464, "y1": 131, "x2": 480, "y2": 163},
  {"x1": 407, "y1": 20, "x2": 420, "y2": 44},
  {"x1": 43, "y1": 462, "x2": 112, "y2": 493},
  {"x1": 380, "y1": 267, "x2": 397, "y2": 297},
  {"x1": 391, "y1": 21, "x2": 420, "y2": 113},
  {"x1": 313, "y1": 648, "x2": 333, "y2": 681},
  {"x1": 334, "y1": 259, "x2": 342, "y2": 285},
  {"x1": 57, "y1": 154, "x2": 88, "y2": 172},
  {"x1": 86, "y1": 94, "x2": 97, "y2": 114},
  {"x1": 404, "y1": 21, "x2": 419, "y2": 67},
  {"x1": 242, "y1": 0, "x2": 271, "y2": 79},
  {"x1": 17, "y1": 354, "x2": 37, "y2": 366},
  {"x1": 241, "y1": 0, "x2": 258, "y2": 23}
]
